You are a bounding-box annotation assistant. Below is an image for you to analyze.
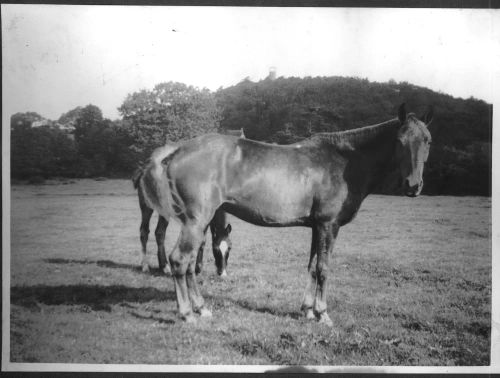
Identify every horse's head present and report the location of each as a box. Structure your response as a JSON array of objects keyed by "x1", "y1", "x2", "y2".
[
  {"x1": 396, "y1": 103, "x2": 433, "y2": 197},
  {"x1": 212, "y1": 223, "x2": 232, "y2": 277}
]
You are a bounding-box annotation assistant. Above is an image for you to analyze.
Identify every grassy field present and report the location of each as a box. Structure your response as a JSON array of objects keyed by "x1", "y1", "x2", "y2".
[{"x1": 8, "y1": 179, "x2": 491, "y2": 366}]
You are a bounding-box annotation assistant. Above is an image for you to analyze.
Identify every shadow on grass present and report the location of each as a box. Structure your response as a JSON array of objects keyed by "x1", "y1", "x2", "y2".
[
  {"x1": 11, "y1": 283, "x2": 303, "y2": 325},
  {"x1": 130, "y1": 311, "x2": 175, "y2": 324},
  {"x1": 231, "y1": 299, "x2": 302, "y2": 320},
  {"x1": 11, "y1": 284, "x2": 176, "y2": 310},
  {"x1": 44, "y1": 257, "x2": 167, "y2": 276},
  {"x1": 44, "y1": 259, "x2": 302, "y2": 319},
  {"x1": 40, "y1": 259, "x2": 300, "y2": 321}
]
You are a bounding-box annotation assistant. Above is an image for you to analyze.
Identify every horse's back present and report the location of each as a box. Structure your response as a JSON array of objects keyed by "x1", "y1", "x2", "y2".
[{"x1": 166, "y1": 134, "x2": 238, "y2": 175}]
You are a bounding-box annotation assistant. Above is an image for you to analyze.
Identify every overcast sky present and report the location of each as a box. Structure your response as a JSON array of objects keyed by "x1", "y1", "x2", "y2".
[{"x1": 2, "y1": 5, "x2": 500, "y2": 123}]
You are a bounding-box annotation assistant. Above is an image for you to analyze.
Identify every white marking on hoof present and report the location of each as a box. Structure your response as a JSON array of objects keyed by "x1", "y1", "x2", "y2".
[
  {"x1": 163, "y1": 264, "x2": 171, "y2": 275},
  {"x1": 184, "y1": 314, "x2": 197, "y2": 323},
  {"x1": 219, "y1": 241, "x2": 229, "y2": 257},
  {"x1": 318, "y1": 312, "x2": 333, "y2": 327},
  {"x1": 142, "y1": 263, "x2": 150, "y2": 273},
  {"x1": 199, "y1": 308, "x2": 212, "y2": 318},
  {"x1": 220, "y1": 270, "x2": 227, "y2": 277},
  {"x1": 305, "y1": 309, "x2": 315, "y2": 320}
]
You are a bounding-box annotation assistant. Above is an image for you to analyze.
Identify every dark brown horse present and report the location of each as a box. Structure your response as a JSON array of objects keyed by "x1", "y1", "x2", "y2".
[
  {"x1": 132, "y1": 168, "x2": 232, "y2": 276},
  {"x1": 140, "y1": 103, "x2": 433, "y2": 324}
]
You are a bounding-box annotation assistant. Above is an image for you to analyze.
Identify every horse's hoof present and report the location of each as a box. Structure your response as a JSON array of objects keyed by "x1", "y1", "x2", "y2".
[
  {"x1": 305, "y1": 309, "x2": 315, "y2": 320},
  {"x1": 183, "y1": 314, "x2": 197, "y2": 323},
  {"x1": 318, "y1": 312, "x2": 333, "y2": 327},
  {"x1": 220, "y1": 270, "x2": 228, "y2": 278},
  {"x1": 142, "y1": 264, "x2": 150, "y2": 273},
  {"x1": 163, "y1": 265, "x2": 171, "y2": 275},
  {"x1": 199, "y1": 307, "x2": 212, "y2": 318}
]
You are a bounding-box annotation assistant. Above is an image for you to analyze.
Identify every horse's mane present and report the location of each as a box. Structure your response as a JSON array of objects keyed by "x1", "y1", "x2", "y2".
[{"x1": 310, "y1": 118, "x2": 402, "y2": 150}]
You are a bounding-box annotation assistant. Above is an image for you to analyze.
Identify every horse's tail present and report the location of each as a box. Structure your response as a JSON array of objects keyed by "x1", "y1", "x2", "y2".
[
  {"x1": 151, "y1": 144, "x2": 179, "y2": 166},
  {"x1": 142, "y1": 143, "x2": 184, "y2": 219},
  {"x1": 132, "y1": 167, "x2": 143, "y2": 189},
  {"x1": 132, "y1": 144, "x2": 178, "y2": 189}
]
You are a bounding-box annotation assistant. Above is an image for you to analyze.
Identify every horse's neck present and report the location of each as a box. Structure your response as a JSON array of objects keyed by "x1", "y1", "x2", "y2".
[
  {"x1": 314, "y1": 119, "x2": 401, "y2": 195},
  {"x1": 314, "y1": 118, "x2": 401, "y2": 151},
  {"x1": 351, "y1": 121, "x2": 401, "y2": 194}
]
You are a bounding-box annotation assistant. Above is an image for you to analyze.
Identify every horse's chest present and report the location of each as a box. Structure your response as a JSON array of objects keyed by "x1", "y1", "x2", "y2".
[{"x1": 336, "y1": 193, "x2": 363, "y2": 226}]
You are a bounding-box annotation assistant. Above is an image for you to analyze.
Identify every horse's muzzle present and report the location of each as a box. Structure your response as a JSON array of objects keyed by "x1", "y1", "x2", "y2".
[{"x1": 217, "y1": 268, "x2": 228, "y2": 277}]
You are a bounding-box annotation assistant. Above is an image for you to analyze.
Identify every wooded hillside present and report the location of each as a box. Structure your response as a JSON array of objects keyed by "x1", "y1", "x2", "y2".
[
  {"x1": 11, "y1": 77, "x2": 491, "y2": 196},
  {"x1": 216, "y1": 76, "x2": 492, "y2": 195}
]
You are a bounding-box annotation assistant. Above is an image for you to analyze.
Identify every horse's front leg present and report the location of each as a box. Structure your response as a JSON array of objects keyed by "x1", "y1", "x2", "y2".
[
  {"x1": 313, "y1": 221, "x2": 339, "y2": 326},
  {"x1": 155, "y1": 216, "x2": 170, "y2": 274}
]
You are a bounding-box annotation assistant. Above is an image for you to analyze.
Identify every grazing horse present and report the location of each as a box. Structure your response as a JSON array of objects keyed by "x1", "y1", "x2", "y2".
[
  {"x1": 132, "y1": 169, "x2": 232, "y2": 276},
  {"x1": 140, "y1": 103, "x2": 433, "y2": 324}
]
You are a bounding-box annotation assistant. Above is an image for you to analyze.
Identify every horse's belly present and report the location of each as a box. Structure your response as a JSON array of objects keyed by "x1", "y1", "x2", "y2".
[
  {"x1": 224, "y1": 178, "x2": 313, "y2": 226},
  {"x1": 222, "y1": 201, "x2": 310, "y2": 227}
]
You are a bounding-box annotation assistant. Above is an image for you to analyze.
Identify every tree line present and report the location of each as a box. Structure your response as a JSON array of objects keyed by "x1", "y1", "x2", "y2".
[{"x1": 10, "y1": 77, "x2": 491, "y2": 195}]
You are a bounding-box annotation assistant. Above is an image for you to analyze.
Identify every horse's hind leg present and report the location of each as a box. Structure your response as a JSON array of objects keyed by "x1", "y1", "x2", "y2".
[
  {"x1": 155, "y1": 216, "x2": 170, "y2": 274},
  {"x1": 170, "y1": 221, "x2": 210, "y2": 322},
  {"x1": 301, "y1": 226, "x2": 318, "y2": 320},
  {"x1": 313, "y1": 222, "x2": 339, "y2": 326},
  {"x1": 139, "y1": 205, "x2": 154, "y2": 273}
]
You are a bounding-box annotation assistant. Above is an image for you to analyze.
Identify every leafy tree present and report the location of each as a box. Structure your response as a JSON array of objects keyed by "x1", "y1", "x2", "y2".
[
  {"x1": 11, "y1": 106, "x2": 135, "y2": 179},
  {"x1": 11, "y1": 123, "x2": 78, "y2": 179},
  {"x1": 71, "y1": 104, "x2": 135, "y2": 177},
  {"x1": 118, "y1": 82, "x2": 221, "y2": 162},
  {"x1": 58, "y1": 106, "x2": 83, "y2": 127},
  {"x1": 73, "y1": 105, "x2": 104, "y2": 144},
  {"x1": 11, "y1": 112, "x2": 43, "y2": 130}
]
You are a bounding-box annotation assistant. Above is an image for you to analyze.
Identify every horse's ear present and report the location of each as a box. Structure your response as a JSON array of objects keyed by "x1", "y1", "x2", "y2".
[
  {"x1": 422, "y1": 105, "x2": 434, "y2": 127},
  {"x1": 398, "y1": 103, "x2": 407, "y2": 123},
  {"x1": 225, "y1": 224, "x2": 232, "y2": 235}
]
